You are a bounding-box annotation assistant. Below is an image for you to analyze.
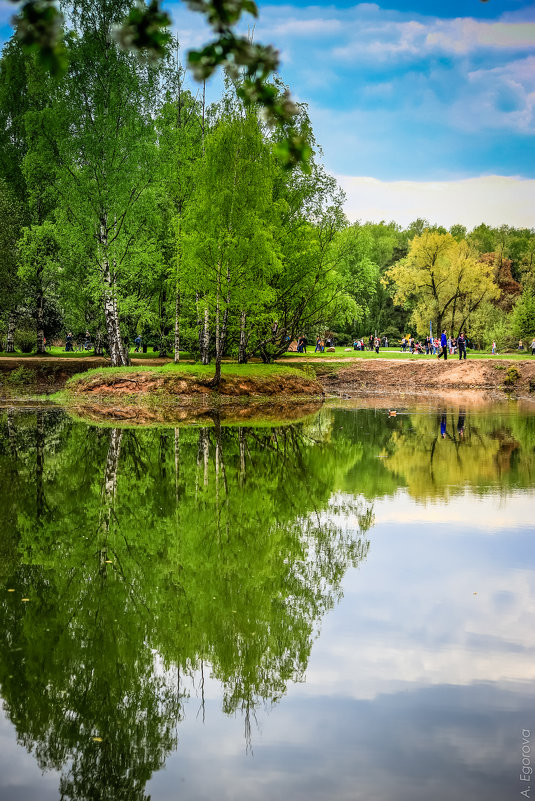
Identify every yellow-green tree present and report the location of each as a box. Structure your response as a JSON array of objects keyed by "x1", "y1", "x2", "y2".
[{"x1": 384, "y1": 231, "x2": 500, "y2": 336}]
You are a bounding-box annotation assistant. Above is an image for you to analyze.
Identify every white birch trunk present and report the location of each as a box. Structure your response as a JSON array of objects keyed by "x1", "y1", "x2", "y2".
[
  {"x1": 201, "y1": 308, "x2": 210, "y2": 365},
  {"x1": 238, "y1": 312, "x2": 247, "y2": 364},
  {"x1": 100, "y1": 219, "x2": 129, "y2": 367},
  {"x1": 6, "y1": 312, "x2": 16, "y2": 353}
]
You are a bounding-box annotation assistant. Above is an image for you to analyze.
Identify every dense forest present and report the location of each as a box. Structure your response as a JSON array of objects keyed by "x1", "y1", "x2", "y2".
[{"x1": 0, "y1": 0, "x2": 534, "y2": 367}]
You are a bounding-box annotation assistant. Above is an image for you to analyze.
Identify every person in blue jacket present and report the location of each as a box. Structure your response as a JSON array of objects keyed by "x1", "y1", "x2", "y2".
[{"x1": 437, "y1": 329, "x2": 448, "y2": 360}]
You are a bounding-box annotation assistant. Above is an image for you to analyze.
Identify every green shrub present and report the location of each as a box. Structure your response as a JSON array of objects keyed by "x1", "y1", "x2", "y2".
[
  {"x1": 14, "y1": 328, "x2": 35, "y2": 353},
  {"x1": 7, "y1": 365, "x2": 36, "y2": 385},
  {"x1": 503, "y1": 366, "x2": 520, "y2": 387}
]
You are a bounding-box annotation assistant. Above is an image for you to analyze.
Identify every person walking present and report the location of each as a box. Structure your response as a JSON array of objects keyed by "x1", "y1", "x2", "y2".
[
  {"x1": 315, "y1": 336, "x2": 323, "y2": 353},
  {"x1": 531, "y1": 338, "x2": 535, "y2": 356},
  {"x1": 492, "y1": 341, "x2": 496, "y2": 355},
  {"x1": 438, "y1": 330, "x2": 448, "y2": 360},
  {"x1": 458, "y1": 332, "x2": 467, "y2": 360}
]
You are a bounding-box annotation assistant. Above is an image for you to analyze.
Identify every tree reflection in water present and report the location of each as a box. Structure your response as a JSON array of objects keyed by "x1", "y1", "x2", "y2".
[{"x1": 0, "y1": 410, "x2": 373, "y2": 801}]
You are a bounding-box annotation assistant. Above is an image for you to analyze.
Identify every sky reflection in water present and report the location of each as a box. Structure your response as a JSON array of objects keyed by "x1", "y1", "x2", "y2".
[{"x1": 0, "y1": 404, "x2": 533, "y2": 801}]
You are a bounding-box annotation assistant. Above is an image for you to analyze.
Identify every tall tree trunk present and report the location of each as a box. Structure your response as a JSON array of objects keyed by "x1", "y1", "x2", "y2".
[
  {"x1": 36, "y1": 276, "x2": 46, "y2": 354},
  {"x1": 238, "y1": 312, "x2": 248, "y2": 364},
  {"x1": 94, "y1": 328, "x2": 103, "y2": 356},
  {"x1": 212, "y1": 306, "x2": 228, "y2": 388},
  {"x1": 103, "y1": 281, "x2": 129, "y2": 366},
  {"x1": 201, "y1": 308, "x2": 210, "y2": 365},
  {"x1": 6, "y1": 311, "x2": 16, "y2": 352},
  {"x1": 100, "y1": 220, "x2": 129, "y2": 367},
  {"x1": 201, "y1": 80, "x2": 206, "y2": 155},
  {"x1": 158, "y1": 284, "x2": 169, "y2": 357},
  {"x1": 213, "y1": 274, "x2": 221, "y2": 386},
  {"x1": 174, "y1": 288, "x2": 180, "y2": 363}
]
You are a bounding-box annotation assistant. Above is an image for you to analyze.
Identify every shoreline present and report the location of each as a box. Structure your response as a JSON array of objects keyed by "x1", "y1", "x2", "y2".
[{"x1": 1, "y1": 358, "x2": 534, "y2": 408}]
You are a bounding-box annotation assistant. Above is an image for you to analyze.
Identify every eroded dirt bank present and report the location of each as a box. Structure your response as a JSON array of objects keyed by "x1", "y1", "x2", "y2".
[
  {"x1": 319, "y1": 358, "x2": 535, "y2": 399},
  {"x1": 66, "y1": 369, "x2": 324, "y2": 399}
]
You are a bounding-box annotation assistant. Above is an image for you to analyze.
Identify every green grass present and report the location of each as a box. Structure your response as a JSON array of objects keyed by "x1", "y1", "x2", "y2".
[
  {"x1": 65, "y1": 361, "x2": 307, "y2": 387},
  {"x1": 0, "y1": 347, "x2": 187, "y2": 359},
  {"x1": 0, "y1": 348, "x2": 94, "y2": 358},
  {"x1": 3, "y1": 346, "x2": 532, "y2": 363}
]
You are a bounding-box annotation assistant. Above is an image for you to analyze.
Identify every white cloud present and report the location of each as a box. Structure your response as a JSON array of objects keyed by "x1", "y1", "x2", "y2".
[
  {"x1": 336, "y1": 174, "x2": 535, "y2": 228},
  {"x1": 461, "y1": 55, "x2": 535, "y2": 133},
  {"x1": 323, "y1": 13, "x2": 535, "y2": 64},
  {"x1": 426, "y1": 20, "x2": 535, "y2": 54},
  {"x1": 272, "y1": 17, "x2": 343, "y2": 37}
]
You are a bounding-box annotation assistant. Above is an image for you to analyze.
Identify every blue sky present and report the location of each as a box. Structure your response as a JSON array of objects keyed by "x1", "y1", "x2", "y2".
[
  {"x1": 1, "y1": 0, "x2": 535, "y2": 226},
  {"x1": 168, "y1": 0, "x2": 535, "y2": 225}
]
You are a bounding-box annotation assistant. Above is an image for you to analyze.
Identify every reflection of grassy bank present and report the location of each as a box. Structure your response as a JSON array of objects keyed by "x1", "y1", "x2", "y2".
[{"x1": 66, "y1": 398, "x2": 324, "y2": 428}]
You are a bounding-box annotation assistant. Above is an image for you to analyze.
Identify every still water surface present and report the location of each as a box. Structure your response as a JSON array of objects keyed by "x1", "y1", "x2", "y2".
[{"x1": 0, "y1": 403, "x2": 534, "y2": 801}]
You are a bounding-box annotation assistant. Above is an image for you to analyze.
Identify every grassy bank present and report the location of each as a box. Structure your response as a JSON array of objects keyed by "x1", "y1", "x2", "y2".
[{"x1": 60, "y1": 361, "x2": 322, "y2": 402}]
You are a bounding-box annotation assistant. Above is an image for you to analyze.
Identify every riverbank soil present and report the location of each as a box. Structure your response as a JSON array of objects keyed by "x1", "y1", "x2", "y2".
[
  {"x1": 319, "y1": 358, "x2": 535, "y2": 398},
  {"x1": 65, "y1": 368, "x2": 324, "y2": 399}
]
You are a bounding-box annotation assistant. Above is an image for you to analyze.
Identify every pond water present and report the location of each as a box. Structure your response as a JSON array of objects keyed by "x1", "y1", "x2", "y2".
[{"x1": 0, "y1": 403, "x2": 534, "y2": 801}]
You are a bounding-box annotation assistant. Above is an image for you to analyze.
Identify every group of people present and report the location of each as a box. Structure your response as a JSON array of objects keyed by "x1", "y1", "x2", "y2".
[
  {"x1": 297, "y1": 334, "x2": 337, "y2": 353},
  {"x1": 436, "y1": 330, "x2": 468, "y2": 360},
  {"x1": 353, "y1": 335, "x2": 388, "y2": 352},
  {"x1": 400, "y1": 332, "x2": 468, "y2": 359},
  {"x1": 65, "y1": 331, "x2": 92, "y2": 352},
  {"x1": 401, "y1": 336, "x2": 427, "y2": 354}
]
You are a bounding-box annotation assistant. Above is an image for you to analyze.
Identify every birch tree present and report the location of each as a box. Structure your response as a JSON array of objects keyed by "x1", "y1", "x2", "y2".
[
  {"x1": 45, "y1": 0, "x2": 167, "y2": 365},
  {"x1": 184, "y1": 111, "x2": 280, "y2": 384}
]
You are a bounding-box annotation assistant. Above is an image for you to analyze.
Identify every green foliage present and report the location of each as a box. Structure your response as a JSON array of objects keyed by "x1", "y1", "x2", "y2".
[
  {"x1": 14, "y1": 0, "x2": 68, "y2": 76},
  {"x1": 385, "y1": 231, "x2": 500, "y2": 337},
  {"x1": 511, "y1": 290, "x2": 535, "y2": 342},
  {"x1": 114, "y1": 0, "x2": 171, "y2": 58},
  {"x1": 6, "y1": 364, "x2": 35, "y2": 382},
  {"x1": 503, "y1": 365, "x2": 520, "y2": 386},
  {"x1": 13, "y1": 328, "x2": 35, "y2": 352},
  {"x1": 2, "y1": 13, "x2": 535, "y2": 360},
  {"x1": 0, "y1": 408, "x2": 373, "y2": 795}
]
